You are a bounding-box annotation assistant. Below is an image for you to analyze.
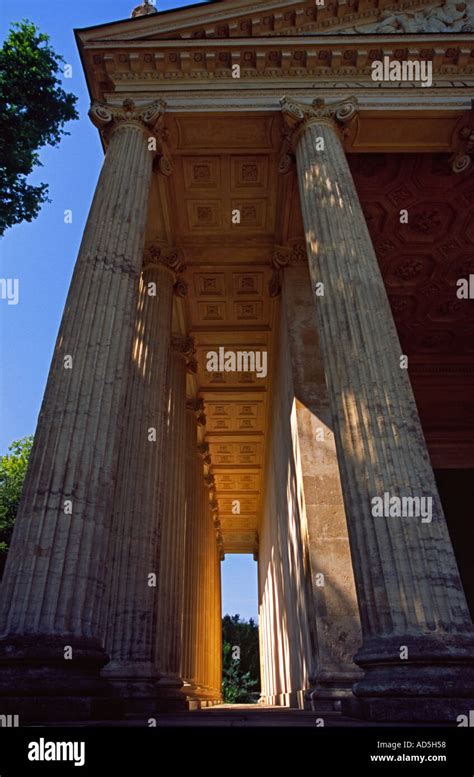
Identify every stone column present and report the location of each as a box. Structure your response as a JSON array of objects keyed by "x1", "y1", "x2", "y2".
[
  {"x1": 214, "y1": 551, "x2": 222, "y2": 699},
  {"x1": 181, "y1": 406, "x2": 199, "y2": 694},
  {"x1": 154, "y1": 335, "x2": 192, "y2": 708},
  {"x1": 272, "y1": 249, "x2": 362, "y2": 708},
  {"x1": 183, "y1": 400, "x2": 207, "y2": 703},
  {"x1": 282, "y1": 96, "x2": 474, "y2": 721},
  {"x1": 196, "y1": 472, "x2": 208, "y2": 695},
  {"x1": 101, "y1": 246, "x2": 183, "y2": 713},
  {"x1": 0, "y1": 99, "x2": 164, "y2": 720}
]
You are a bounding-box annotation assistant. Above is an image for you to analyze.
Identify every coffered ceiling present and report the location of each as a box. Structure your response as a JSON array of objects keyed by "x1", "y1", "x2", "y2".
[{"x1": 146, "y1": 113, "x2": 473, "y2": 554}]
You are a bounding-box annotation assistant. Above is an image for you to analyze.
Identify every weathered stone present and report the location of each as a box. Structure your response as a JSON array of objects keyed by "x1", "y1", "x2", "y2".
[{"x1": 286, "y1": 96, "x2": 474, "y2": 720}]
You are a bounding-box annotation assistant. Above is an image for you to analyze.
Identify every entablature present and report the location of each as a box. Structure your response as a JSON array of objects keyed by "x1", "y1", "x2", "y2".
[{"x1": 79, "y1": 33, "x2": 474, "y2": 104}]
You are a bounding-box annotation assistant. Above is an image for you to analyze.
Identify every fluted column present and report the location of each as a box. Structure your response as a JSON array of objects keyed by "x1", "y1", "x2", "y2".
[
  {"x1": 273, "y1": 250, "x2": 362, "y2": 706},
  {"x1": 282, "y1": 96, "x2": 474, "y2": 721},
  {"x1": 154, "y1": 335, "x2": 191, "y2": 707},
  {"x1": 216, "y1": 552, "x2": 223, "y2": 697},
  {"x1": 181, "y1": 407, "x2": 199, "y2": 691},
  {"x1": 196, "y1": 472, "x2": 208, "y2": 693},
  {"x1": 183, "y1": 400, "x2": 206, "y2": 698},
  {"x1": 0, "y1": 99, "x2": 164, "y2": 718},
  {"x1": 101, "y1": 247, "x2": 183, "y2": 711}
]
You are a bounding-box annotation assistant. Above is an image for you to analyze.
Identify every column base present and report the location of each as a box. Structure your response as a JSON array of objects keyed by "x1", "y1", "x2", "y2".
[
  {"x1": 184, "y1": 683, "x2": 222, "y2": 708},
  {"x1": 342, "y1": 695, "x2": 474, "y2": 723},
  {"x1": 101, "y1": 660, "x2": 161, "y2": 717},
  {"x1": 344, "y1": 633, "x2": 474, "y2": 722},
  {"x1": 353, "y1": 634, "x2": 474, "y2": 693},
  {"x1": 101, "y1": 663, "x2": 189, "y2": 714},
  {"x1": 0, "y1": 634, "x2": 109, "y2": 723},
  {"x1": 155, "y1": 674, "x2": 188, "y2": 711},
  {"x1": 305, "y1": 669, "x2": 363, "y2": 711}
]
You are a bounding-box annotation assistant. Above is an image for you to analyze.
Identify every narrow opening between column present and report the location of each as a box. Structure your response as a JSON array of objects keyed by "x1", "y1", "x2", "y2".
[{"x1": 221, "y1": 554, "x2": 260, "y2": 705}]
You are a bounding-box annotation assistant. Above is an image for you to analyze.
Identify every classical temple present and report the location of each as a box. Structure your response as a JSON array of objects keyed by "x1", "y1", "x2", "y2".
[{"x1": 0, "y1": 0, "x2": 473, "y2": 724}]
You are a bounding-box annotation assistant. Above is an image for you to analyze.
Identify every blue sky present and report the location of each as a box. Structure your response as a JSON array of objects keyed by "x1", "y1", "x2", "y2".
[{"x1": 0, "y1": 0, "x2": 258, "y2": 620}]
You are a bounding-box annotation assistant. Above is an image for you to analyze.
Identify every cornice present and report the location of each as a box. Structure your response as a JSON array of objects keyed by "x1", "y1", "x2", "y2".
[
  {"x1": 104, "y1": 92, "x2": 472, "y2": 111},
  {"x1": 76, "y1": 1, "x2": 471, "y2": 43},
  {"x1": 82, "y1": 33, "x2": 474, "y2": 48},
  {"x1": 84, "y1": 35, "x2": 474, "y2": 101}
]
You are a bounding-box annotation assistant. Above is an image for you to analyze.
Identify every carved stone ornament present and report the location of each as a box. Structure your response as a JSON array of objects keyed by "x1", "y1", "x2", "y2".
[
  {"x1": 173, "y1": 278, "x2": 188, "y2": 298},
  {"x1": 270, "y1": 243, "x2": 308, "y2": 295},
  {"x1": 170, "y1": 335, "x2": 195, "y2": 359},
  {"x1": 269, "y1": 269, "x2": 282, "y2": 299},
  {"x1": 130, "y1": 0, "x2": 157, "y2": 19},
  {"x1": 186, "y1": 397, "x2": 204, "y2": 414},
  {"x1": 204, "y1": 473, "x2": 216, "y2": 489},
  {"x1": 186, "y1": 356, "x2": 198, "y2": 375},
  {"x1": 273, "y1": 243, "x2": 307, "y2": 269},
  {"x1": 89, "y1": 97, "x2": 165, "y2": 138},
  {"x1": 451, "y1": 102, "x2": 474, "y2": 174},
  {"x1": 89, "y1": 98, "x2": 172, "y2": 174},
  {"x1": 279, "y1": 96, "x2": 358, "y2": 172},
  {"x1": 143, "y1": 244, "x2": 185, "y2": 276},
  {"x1": 197, "y1": 442, "x2": 211, "y2": 464},
  {"x1": 352, "y1": 1, "x2": 474, "y2": 34},
  {"x1": 186, "y1": 397, "x2": 207, "y2": 426}
]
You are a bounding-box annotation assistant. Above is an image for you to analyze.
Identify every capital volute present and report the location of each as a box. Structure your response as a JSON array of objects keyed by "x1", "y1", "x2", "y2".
[
  {"x1": 269, "y1": 242, "x2": 307, "y2": 296},
  {"x1": 204, "y1": 473, "x2": 216, "y2": 489},
  {"x1": 197, "y1": 442, "x2": 211, "y2": 464},
  {"x1": 170, "y1": 335, "x2": 195, "y2": 360},
  {"x1": 174, "y1": 278, "x2": 188, "y2": 298},
  {"x1": 90, "y1": 98, "x2": 173, "y2": 175},
  {"x1": 451, "y1": 100, "x2": 474, "y2": 174},
  {"x1": 142, "y1": 244, "x2": 185, "y2": 278},
  {"x1": 279, "y1": 96, "x2": 358, "y2": 171},
  {"x1": 186, "y1": 396, "x2": 207, "y2": 426},
  {"x1": 89, "y1": 97, "x2": 166, "y2": 140},
  {"x1": 272, "y1": 242, "x2": 306, "y2": 270},
  {"x1": 187, "y1": 397, "x2": 204, "y2": 414}
]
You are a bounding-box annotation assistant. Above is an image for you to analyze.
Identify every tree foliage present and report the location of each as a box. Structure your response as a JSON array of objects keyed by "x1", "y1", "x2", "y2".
[
  {"x1": 0, "y1": 20, "x2": 78, "y2": 235},
  {"x1": 222, "y1": 613, "x2": 260, "y2": 703},
  {"x1": 0, "y1": 435, "x2": 33, "y2": 578}
]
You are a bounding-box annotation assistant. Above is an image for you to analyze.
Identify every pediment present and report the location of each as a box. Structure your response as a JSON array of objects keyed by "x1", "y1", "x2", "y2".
[{"x1": 76, "y1": 0, "x2": 473, "y2": 45}]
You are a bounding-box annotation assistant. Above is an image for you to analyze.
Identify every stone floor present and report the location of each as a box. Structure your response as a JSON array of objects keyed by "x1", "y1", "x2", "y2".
[{"x1": 47, "y1": 704, "x2": 454, "y2": 728}]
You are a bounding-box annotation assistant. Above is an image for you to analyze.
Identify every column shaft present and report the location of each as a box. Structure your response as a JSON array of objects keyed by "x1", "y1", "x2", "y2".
[
  {"x1": 281, "y1": 262, "x2": 362, "y2": 705},
  {"x1": 181, "y1": 408, "x2": 199, "y2": 688},
  {"x1": 154, "y1": 339, "x2": 188, "y2": 706},
  {"x1": 287, "y1": 97, "x2": 474, "y2": 719},
  {"x1": 0, "y1": 103, "x2": 161, "y2": 717},
  {"x1": 102, "y1": 261, "x2": 175, "y2": 709}
]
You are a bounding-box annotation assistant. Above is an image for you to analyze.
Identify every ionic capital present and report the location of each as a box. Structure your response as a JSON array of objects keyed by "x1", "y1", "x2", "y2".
[
  {"x1": 186, "y1": 397, "x2": 206, "y2": 426},
  {"x1": 279, "y1": 96, "x2": 358, "y2": 172},
  {"x1": 89, "y1": 98, "x2": 173, "y2": 174},
  {"x1": 204, "y1": 473, "x2": 216, "y2": 489},
  {"x1": 170, "y1": 335, "x2": 195, "y2": 359},
  {"x1": 272, "y1": 242, "x2": 307, "y2": 269},
  {"x1": 451, "y1": 100, "x2": 474, "y2": 174},
  {"x1": 186, "y1": 356, "x2": 198, "y2": 375},
  {"x1": 143, "y1": 244, "x2": 185, "y2": 278},
  {"x1": 269, "y1": 242, "x2": 307, "y2": 296},
  {"x1": 187, "y1": 397, "x2": 204, "y2": 414},
  {"x1": 173, "y1": 278, "x2": 188, "y2": 298},
  {"x1": 89, "y1": 97, "x2": 165, "y2": 139},
  {"x1": 197, "y1": 442, "x2": 211, "y2": 464}
]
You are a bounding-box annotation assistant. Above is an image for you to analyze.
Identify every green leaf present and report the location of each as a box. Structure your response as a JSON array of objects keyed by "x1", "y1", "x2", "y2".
[{"x1": 0, "y1": 20, "x2": 78, "y2": 235}]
